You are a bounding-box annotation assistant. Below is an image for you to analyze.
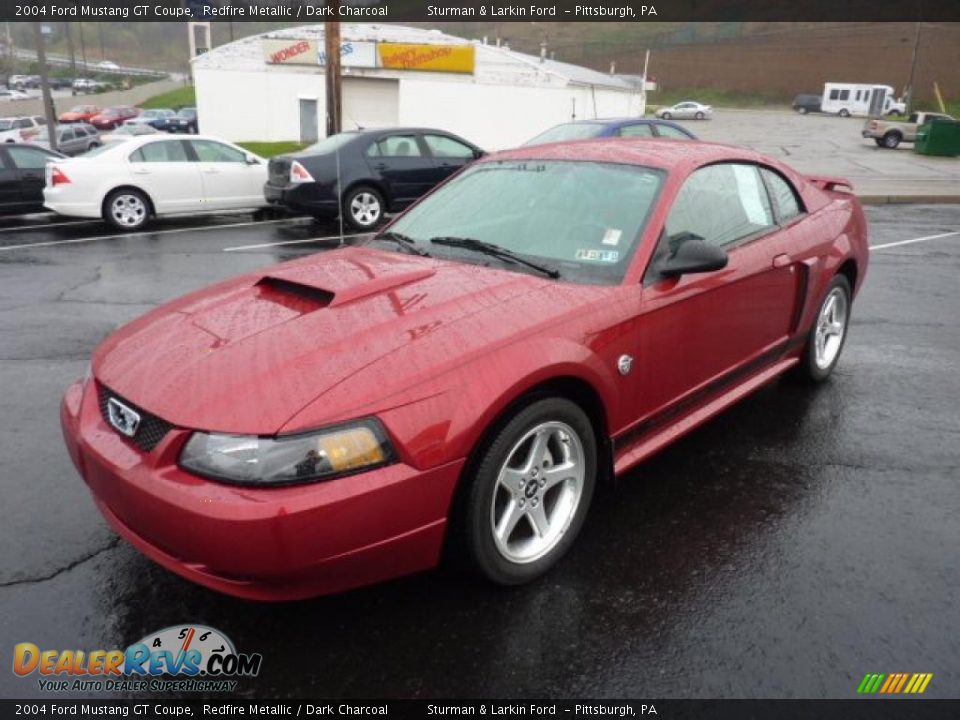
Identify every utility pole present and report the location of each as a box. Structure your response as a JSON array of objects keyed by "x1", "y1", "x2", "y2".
[
  {"x1": 32, "y1": 22, "x2": 58, "y2": 152},
  {"x1": 324, "y1": 15, "x2": 342, "y2": 137},
  {"x1": 77, "y1": 23, "x2": 87, "y2": 71},
  {"x1": 905, "y1": 22, "x2": 922, "y2": 113},
  {"x1": 64, "y1": 22, "x2": 76, "y2": 77},
  {"x1": 97, "y1": 22, "x2": 105, "y2": 60}
]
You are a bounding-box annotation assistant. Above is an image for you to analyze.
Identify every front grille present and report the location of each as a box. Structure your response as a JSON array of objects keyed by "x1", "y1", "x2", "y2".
[{"x1": 97, "y1": 383, "x2": 174, "y2": 453}]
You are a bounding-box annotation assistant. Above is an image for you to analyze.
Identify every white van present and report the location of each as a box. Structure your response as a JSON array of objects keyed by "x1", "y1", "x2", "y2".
[{"x1": 821, "y1": 83, "x2": 905, "y2": 118}]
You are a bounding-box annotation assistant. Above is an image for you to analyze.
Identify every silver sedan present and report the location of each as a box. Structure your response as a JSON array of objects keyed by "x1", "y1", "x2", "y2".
[{"x1": 655, "y1": 102, "x2": 713, "y2": 120}]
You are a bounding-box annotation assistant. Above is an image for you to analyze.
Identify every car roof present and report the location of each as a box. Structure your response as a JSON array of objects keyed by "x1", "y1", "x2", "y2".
[{"x1": 486, "y1": 138, "x2": 771, "y2": 173}]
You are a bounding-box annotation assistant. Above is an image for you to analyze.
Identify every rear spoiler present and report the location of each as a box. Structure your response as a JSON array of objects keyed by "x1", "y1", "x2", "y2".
[{"x1": 806, "y1": 175, "x2": 854, "y2": 193}]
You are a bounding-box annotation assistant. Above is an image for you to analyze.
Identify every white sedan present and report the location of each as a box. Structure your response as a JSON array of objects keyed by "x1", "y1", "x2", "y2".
[
  {"x1": 655, "y1": 101, "x2": 713, "y2": 120},
  {"x1": 44, "y1": 135, "x2": 269, "y2": 231}
]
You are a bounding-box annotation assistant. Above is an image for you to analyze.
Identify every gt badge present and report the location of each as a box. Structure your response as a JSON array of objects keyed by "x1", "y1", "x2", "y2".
[{"x1": 617, "y1": 355, "x2": 633, "y2": 376}]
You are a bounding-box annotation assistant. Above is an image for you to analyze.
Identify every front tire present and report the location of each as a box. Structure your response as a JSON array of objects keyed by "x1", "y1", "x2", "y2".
[
  {"x1": 103, "y1": 188, "x2": 150, "y2": 231},
  {"x1": 796, "y1": 275, "x2": 852, "y2": 382},
  {"x1": 342, "y1": 185, "x2": 385, "y2": 232},
  {"x1": 798, "y1": 107, "x2": 808, "y2": 114},
  {"x1": 460, "y1": 397, "x2": 597, "y2": 585},
  {"x1": 695, "y1": 111, "x2": 705, "y2": 120},
  {"x1": 661, "y1": 111, "x2": 672, "y2": 120},
  {"x1": 839, "y1": 109, "x2": 850, "y2": 118}
]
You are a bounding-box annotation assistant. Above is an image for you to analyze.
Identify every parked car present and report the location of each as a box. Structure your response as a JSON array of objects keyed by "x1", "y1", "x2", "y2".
[
  {"x1": 0, "y1": 143, "x2": 66, "y2": 215},
  {"x1": 89, "y1": 106, "x2": 140, "y2": 131},
  {"x1": 6, "y1": 74, "x2": 30, "y2": 89},
  {"x1": 0, "y1": 116, "x2": 46, "y2": 143},
  {"x1": 125, "y1": 108, "x2": 176, "y2": 130},
  {"x1": 0, "y1": 89, "x2": 30, "y2": 101},
  {"x1": 31, "y1": 123, "x2": 102, "y2": 156},
  {"x1": 265, "y1": 128, "x2": 484, "y2": 231},
  {"x1": 101, "y1": 124, "x2": 160, "y2": 143},
  {"x1": 59, "y1": 105, "x2": 102, "y2": 123},
  {"x1": 61, "y1": 139, "x2": 869, "y2": 600},
  {"x1": 48, "y1": 77, "x2": 74, "y2": 90},
  {"x1": 792, "y1": 94, "x2": 822, "y2": 114},
  {"x1": 861, "y1": 111, "x2": 956, "y2": 148},
  {"x1": 525, "y1": 118, "x2": 696, "y2": 145},
  {"x1": 97, "y1": 60, "x2": 120, "y2": 70},
  {"x1": 163, "y1": 107, "x2": 198, "y2": 134},
  {"x1": 44, "y1": 135, "x2": 269, "y2": 230},
  {"x1": 655, "y1": 101, "x2": 713, "y2": 120},
  {"x1": 72, "y1": 78, "x2": 101, "y2": 93}
]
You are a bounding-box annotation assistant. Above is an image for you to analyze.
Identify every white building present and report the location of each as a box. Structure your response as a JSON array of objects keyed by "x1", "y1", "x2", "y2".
[{"x1": 191, "y1": 24, "x2": 644, "y2": 149}]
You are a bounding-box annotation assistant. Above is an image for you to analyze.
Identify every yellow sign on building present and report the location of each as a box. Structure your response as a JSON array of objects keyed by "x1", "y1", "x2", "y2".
[{"x1": 378, "y1": 43, "x2": 475, "y2": 74}]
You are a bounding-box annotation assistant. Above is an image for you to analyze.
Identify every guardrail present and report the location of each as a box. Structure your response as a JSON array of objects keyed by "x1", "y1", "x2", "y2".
[{"x1": 11, "y1": 48, "x2": 170, "y2": 79}]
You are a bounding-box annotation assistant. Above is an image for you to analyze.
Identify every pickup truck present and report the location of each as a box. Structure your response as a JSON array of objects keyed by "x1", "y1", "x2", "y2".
[{"x1": 863, "y1": 111, "x2": 955, "y2": 148}]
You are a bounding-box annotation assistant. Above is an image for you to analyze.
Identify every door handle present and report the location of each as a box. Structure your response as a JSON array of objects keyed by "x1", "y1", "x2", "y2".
[
  {"x1": 203, "y1": 169, "x2": 219, "y2": 174},
  {"x1": 132, "y1": 168, "x2": 150, "y2": 175},
  {"x1": 772, "y1": 253, "x2": 791, "y2": 269},
  {"x1": 373, "y1": 163, "x2": 388, "y2": 171}
]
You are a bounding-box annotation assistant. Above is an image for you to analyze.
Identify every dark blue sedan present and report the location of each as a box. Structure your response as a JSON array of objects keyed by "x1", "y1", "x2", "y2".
[{"x1": 524, "y1": 117, "x2": 696, "y2": 146}]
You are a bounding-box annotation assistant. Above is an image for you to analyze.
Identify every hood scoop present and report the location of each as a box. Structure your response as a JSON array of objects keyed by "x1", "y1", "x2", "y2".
[{"x1": 256, "y1": 276, "x2": 335, "y2": 311}]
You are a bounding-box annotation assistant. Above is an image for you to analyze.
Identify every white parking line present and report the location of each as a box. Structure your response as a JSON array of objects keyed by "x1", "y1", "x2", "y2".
[
  {"x1": 222, "y1": 232, "x2": 367, "y2": 252},
  {"x1": 0, "y1": 219, "x2": 102, "y2": 233},
  {"x1": 0, "y1": 216, "x2": 310, "y2": 253},
  {"x1": 872, "y1": 231, "x2": 960, "y2": 251}
]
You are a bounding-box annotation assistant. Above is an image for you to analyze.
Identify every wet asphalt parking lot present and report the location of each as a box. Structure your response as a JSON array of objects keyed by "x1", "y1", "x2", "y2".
[{"x1": 0, "y1": 204, "x2": 958, "y2": 700}]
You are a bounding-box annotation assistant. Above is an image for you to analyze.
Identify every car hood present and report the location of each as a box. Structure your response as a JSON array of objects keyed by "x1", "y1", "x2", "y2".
[{"x1": 93, "y1": 247, "x2": 567, "y2": 435}]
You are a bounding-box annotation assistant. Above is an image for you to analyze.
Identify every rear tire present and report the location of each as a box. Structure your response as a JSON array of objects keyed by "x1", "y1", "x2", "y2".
[
  {"x1": 342, "y1": 185, "x2": 385, "y2": 232},
  {"x1": 795, "y1": 275, "x2": 852, "y2": 383},
  {"x1": 839, "y1": 109, "x2": 850, "y2": 118},
  {"x1": 459, "y1": 397, "x2": 597, "y2": 586},
  {"x1": 798, "y1": 107, "x2": 808, "y2": 115},
  {"x1": 882, "y1": 132, "x2": 902, "y2": 149},
  {"x1": 103, "y1": 188, "x2": 150, "y2": 232},
  {"x1": 695, "y1": 111, "x2": 705, "y2": 120}
]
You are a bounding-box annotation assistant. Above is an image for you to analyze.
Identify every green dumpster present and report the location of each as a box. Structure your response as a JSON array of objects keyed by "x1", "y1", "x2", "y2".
[{"x1": 915, "y1": 118, "x2": 960, "y2": 157}]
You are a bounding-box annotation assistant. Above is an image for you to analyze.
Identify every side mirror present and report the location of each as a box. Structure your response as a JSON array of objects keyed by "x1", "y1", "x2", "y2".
[
  {"x1": 660, "y1": 239, "x2": 728, "y2": 277},
  {"x1": 245, "y1": 154, "x2": 260, "y2": 165},
  {"x1": 474, "y1": 149, "x2": 486, "y2": 159}
]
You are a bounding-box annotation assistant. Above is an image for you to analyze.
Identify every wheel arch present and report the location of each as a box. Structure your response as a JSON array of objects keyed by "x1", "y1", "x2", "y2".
[
  {"x1": 342, "y1": 178, "x2": 390, "y2": 210},
  {"x1": 837, "y1": 257, "x2": 858, "y2": 292}
]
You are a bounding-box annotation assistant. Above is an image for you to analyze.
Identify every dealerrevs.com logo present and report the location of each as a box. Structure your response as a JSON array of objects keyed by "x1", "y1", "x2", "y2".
[{"x1": 13, "y1": 625, "x2": 262, "y2": 693}]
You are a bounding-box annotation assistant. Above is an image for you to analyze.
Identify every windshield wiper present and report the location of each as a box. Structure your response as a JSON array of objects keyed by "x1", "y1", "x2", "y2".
[
  {"x1": 375, "y1": 231, "x2": 431, "y2": 257},
  {"x1": 429, "y1": 236, "x2": 560, "y2": 279}
]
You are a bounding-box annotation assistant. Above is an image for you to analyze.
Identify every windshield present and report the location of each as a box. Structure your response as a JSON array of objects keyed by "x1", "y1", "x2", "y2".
[
  {"x1": 525, "y1": 123, "x2": 603, "y2": 146},
  {"x1": 376, "y1": 160, "x2": 664, "y2": 285}
]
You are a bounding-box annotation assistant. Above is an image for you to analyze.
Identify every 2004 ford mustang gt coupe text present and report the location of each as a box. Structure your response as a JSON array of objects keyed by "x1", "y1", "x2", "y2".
[{"x1": 61, "y1": 140, "x2": 868, "y2": 600}]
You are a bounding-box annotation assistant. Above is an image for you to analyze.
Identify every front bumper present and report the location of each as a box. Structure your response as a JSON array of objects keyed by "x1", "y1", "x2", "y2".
[{"x1": 61, "y1": 378, "x2": 464, "y2": 600}]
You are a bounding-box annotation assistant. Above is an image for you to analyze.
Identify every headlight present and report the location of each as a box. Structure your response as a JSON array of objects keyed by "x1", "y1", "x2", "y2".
[{"x1": 179, "y1": 419, "x2": 394, "y2": 486}]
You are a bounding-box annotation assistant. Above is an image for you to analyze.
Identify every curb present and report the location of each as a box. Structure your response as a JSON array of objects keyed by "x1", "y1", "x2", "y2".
[{"x1": 858, "y1": 194, "x2": 960, "y2": 205}]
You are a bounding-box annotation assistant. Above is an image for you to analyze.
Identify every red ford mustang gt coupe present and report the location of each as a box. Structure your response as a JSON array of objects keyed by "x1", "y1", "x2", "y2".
[{"x1": 61, "y1": 139, "x2": 868, "y2": 600}]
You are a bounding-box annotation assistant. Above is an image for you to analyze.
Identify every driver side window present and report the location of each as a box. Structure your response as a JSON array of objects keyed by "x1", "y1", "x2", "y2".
[{"x1": 665, "y1": 163, "x2": 775, "y2": 249}]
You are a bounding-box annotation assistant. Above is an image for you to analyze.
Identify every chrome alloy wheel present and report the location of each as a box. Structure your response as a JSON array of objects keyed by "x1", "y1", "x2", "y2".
[
  {"x1": 490, "y1": 421, "x2": 586, "y2": 564},
  {"x1": 350, "y1": 192, "x2": 381, "y2": 227},
  {"x1": 110, "y1": 194, "x2": 147, "y2": 228},
  {"x1": 814, "y1": 287, "x2": 849, "y2": 370}
]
